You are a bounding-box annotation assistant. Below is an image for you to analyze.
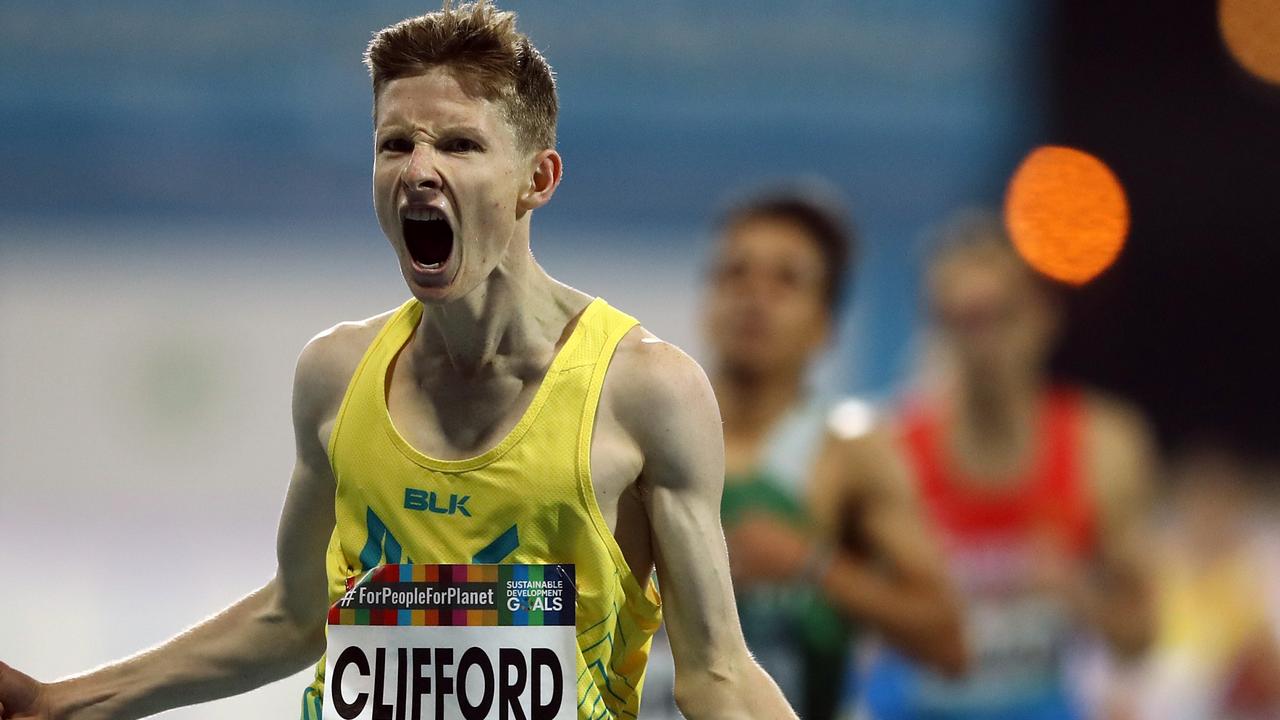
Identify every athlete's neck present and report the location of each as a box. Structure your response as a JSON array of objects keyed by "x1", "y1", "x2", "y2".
[
  {"x1": 714, "y1": 365, "x2": 806, "y2": 452},
  {"x1": 412, "y1": 243, "x2": 583, "y2": 377},
  {"x1": 950, "y1": 364, "x2": 1044, "y2": 475}
]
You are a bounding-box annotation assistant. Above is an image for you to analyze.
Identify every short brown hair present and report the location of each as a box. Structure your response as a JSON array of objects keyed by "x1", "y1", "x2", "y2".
[
  {"x1": 925, "y1": 208, "x2": 1057, "y2": 296},
  {"x1": 926, "y1": 210, "x2": 1013, "y2": 264},
  {"x1": 718, "y1": 186, "x2": 857, "y2": 315},
  {"x1": 364, "y1": 1, "x2": 558, "y2": 151}
]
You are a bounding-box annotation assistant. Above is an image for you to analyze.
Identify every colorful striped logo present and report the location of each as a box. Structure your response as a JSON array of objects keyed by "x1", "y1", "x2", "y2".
[{"x1": 329, "y1": 563, "x2": 575, "y2": 628}]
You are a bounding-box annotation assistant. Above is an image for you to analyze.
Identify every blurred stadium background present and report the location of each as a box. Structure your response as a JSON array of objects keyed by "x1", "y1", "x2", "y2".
[{"x1": 2, "y1": 1, "x2": 1277, "y2": 718}]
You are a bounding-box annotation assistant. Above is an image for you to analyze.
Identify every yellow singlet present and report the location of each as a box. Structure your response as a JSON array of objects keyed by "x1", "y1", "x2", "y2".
[{"x1": 301, "y1": 296, "x2": 662, "y2": 720}]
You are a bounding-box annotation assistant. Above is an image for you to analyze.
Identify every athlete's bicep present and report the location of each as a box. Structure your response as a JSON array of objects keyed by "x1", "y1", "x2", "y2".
[
  {"x1": 626, "y1": 344, "x2": 749, "y2": 679},
  {"x1": 1091, "y1": 401, "x2": 1157, "y2": 564},
  {"x1": 854, "y1": 431, "x2": 950, "y2": 587},
  {"x1": 273, "y1": 332, "x2": 343, "y2": 628}
]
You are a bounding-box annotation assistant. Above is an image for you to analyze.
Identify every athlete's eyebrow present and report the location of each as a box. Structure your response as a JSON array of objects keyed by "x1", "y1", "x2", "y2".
[
  {"x1": 373, "y1": 122, "x2": 409, "y2": 140},
  {"x1": 373, "y1": 123, "x2": 491, "y2": 142},
  {"x1": 432, "y1": 124, "x2": 489, "y2": 140}
]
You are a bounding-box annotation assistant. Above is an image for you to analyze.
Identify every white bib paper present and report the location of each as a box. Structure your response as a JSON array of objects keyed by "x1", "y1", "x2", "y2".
[{"x1": 324, "y1": 563, "x2": 576, "y2": 720}]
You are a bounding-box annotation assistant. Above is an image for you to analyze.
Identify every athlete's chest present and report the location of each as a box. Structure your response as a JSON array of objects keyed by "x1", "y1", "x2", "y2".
[
  {"x1": 386, "y1": 352, "x2": 546, "y2": 459},
  {"x1": 380, "y1": 354, "x2": 642, "y2": 532}
]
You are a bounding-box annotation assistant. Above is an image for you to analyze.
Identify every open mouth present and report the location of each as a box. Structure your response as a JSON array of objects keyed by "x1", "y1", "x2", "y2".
[{"x1": 402, "y1": 211, "x2": 454, "y2": 271}]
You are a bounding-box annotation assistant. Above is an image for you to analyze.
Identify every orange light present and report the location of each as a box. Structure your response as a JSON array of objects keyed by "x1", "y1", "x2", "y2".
[
  {"x1": 1220, "y1": 0, "x2": 1280, "y2": 86},
  {"x1": 1003, "y1": 145, "x2": 1129, "y2": 286}
]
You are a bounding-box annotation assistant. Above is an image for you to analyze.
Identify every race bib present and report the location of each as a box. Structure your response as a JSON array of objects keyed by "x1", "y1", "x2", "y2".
[{"x1": 324, "y1": 563, "x2": 576, "y2": 720}]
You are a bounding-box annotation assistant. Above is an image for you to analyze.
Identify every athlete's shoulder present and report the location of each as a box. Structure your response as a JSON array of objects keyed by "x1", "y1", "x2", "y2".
[
  {"x1": 1078, "y1": 389, "x2": 1150, "y2": 441},
  {"x1": 1077, "y1": 388, "x2": 1156, "y2": 513},
  {"x1": 604, "y1": 327, "x2": 722, "y2": 471},
  {"x1": 819, "y1": 399, "x2": 916, "y2": 506},
  {"x1": 611, "y1": 326, "x2": 715, "y2": 410},
  {"x1": 292, "y1": 304, "x2": 405, "y2": 426}
]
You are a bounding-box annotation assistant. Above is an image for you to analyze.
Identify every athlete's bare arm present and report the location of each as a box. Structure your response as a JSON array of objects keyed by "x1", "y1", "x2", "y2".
[
  {"x1": 813, "y1": 427, "x2": 967, "y2": 675},
  {"x1": 606, "y1": 331, "x2": 800, "y2": 720},
  {"x1": 1079, "y1": 395, "x2": 1157, "y2": 660},
  {"x1": 727, "y1": 425, "x2": 967, "y2": 676},
  {"x1": 0, "y1": 317, "x2": 383, "y2": 720}
]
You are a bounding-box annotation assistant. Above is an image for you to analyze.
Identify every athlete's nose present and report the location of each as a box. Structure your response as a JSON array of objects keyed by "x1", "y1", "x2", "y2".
[{"x1": 402, "y1": 144, "x2": 442, "y2": 191}]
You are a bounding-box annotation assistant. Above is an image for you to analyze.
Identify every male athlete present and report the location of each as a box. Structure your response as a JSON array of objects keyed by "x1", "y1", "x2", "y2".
[
  {"x1": 837, "y1": 212, "x2": 1156, "y2": 719},
  {"x1": 0, "y1": 4, "x2": 800, "y2": 719},
  {"x1": 643, "y1": 190, "x2": 965, "y2": 720}
]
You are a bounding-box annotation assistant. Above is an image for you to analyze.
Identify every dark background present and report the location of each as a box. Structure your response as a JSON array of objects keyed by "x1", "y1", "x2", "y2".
[{"x1": 1049, "y1": 0, "x2": 1280, "y2": 457}]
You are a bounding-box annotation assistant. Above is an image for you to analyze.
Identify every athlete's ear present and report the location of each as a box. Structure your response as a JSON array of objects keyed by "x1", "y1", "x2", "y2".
[{"x1": 517, "y1": 148, "x2": 562, "y2": 214}]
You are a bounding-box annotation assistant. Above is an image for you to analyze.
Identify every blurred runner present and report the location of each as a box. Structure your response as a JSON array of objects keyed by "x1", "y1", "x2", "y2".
[
  {"x1": 843, "y1": 211, "x2": 1157, "y2": 720},
  {"x1": 1078, "y1": 444, "x2": 1280, "y2": 720},
  {"x1": 642, "y1": 188, "x2": 964, "y2": 720}
]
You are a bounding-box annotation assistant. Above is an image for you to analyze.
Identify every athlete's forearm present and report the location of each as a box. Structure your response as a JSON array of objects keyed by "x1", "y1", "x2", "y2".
[
  {"x1": 1074, "y1": 574, "x2": 1152, "y2": 661},
  {"x1": 674, "y1": 656, "x2": 799, "y2": 720},
  {"x1": 817, "y1": 553, "x2": 968, "y2": 676},
  {"x1": 48, "y1": 577, "x2": 325, "y2": 720}
]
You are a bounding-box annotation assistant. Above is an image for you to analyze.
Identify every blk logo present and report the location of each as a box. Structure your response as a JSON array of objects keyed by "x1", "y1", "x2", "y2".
[{"x1": 404, "y1": 487, "x2": 472, "y2": 517}]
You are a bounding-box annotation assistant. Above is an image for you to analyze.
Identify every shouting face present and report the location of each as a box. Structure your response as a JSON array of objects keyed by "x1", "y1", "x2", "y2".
[{"x1": 372, "y1": 66, "x2": 553, "y2": 304}]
